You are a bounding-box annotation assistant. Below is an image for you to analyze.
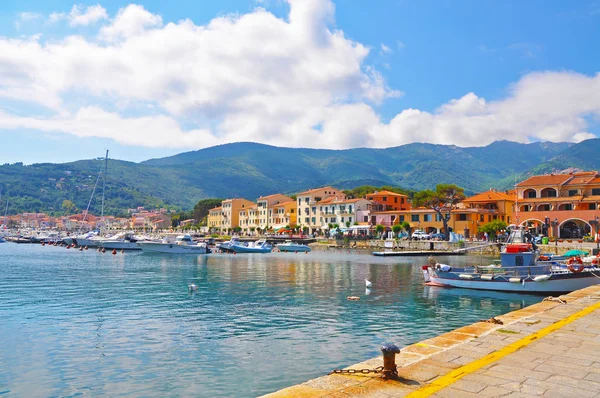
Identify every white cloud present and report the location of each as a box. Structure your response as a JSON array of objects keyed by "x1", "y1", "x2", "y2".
[
  {"x1": 99, "y1": 4, "x2": 162, "y2": 41},
  {"x1": 0, "y1": 1, "x2": 598, "y2": 151},
  {"x1": 68, "y1": 4, "x2": 108, "y2": 26},
  {"x1": 380, "y1": 43, "x2": 391, "y2": 54}
]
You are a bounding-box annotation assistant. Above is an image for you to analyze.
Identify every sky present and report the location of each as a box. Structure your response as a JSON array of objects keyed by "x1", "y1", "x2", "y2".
[{"x1": 1, "y1": 0, "x2": 600, "y2": 164}]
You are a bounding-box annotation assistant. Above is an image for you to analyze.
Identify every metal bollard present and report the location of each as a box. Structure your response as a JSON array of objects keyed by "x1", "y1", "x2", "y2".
[{"x1": 381, "y1": 344, "x2": 400, "y2": 379}]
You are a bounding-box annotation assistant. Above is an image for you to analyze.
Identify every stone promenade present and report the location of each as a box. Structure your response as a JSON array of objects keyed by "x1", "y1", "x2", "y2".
[{"x1": 263, "y1": 285, "x2": 600, "y2": 397}]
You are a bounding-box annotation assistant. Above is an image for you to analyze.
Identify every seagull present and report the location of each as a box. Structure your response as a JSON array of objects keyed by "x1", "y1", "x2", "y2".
[
  {"x1": 365, "y1": 279, "x2": 372, "y2": 288},
  {"x1": 188, "y1": 284, "x2": 198, "y2": 292}
]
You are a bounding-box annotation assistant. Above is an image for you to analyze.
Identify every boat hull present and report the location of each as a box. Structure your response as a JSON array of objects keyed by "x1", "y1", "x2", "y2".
[
  {"x1": 138, "y1": 242, "x2": 207, "y2": 254},
  {"x1": 74, "y1": 238, "x2": 103, "y2": 248},
  {"x1": 230, "y1": 244, "x2": 272, "y2": 253},
  {"x1": 276, "y1": 244, "x2": 311, "y2": 252},
  {"x1": 427, "y1": 269, "x2": 600, "y2": 293},
  {"x1": 100, "y1": 240, "x2": 141, "y2": 250}
]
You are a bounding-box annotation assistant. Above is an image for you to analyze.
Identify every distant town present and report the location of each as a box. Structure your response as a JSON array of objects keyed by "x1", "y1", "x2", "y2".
[{"x1": 3, "y1": 171, "x2": 600, "y2": 241}]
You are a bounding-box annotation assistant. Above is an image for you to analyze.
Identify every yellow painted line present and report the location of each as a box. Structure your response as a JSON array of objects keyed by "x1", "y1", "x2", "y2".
[{"x1": 405, "y1": 300, "x2": 600, "y2": 397}]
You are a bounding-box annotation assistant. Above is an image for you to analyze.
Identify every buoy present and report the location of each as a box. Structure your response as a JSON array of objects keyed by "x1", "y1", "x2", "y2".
[
  {"x1": 66, "y1": 245, "x2": 70, "y2": 249},
  {"x1": 79, "y1": 247, "x2": 83, "y2": 251},
  {"x1": 42, "y1": 242, "x2": 45, "y2": 246},
  {"x1": 347, "y1": 296, "x2": 361, "y2": 301},
  {"x1": 121, "y1": 249, "x2": 124, "y2": 254},
  {"x1": 188, "y1": 284, "x2": 198, "y2": 292},
  {"x1": 101, "y1": 248, "x2": 106, "y2": 253},
  {"x1": 84, "y1": 246, "x2": 88, "y2": 250},
  {"x1": 112, "y1": 249, "x2": 117, "y2": 255}
]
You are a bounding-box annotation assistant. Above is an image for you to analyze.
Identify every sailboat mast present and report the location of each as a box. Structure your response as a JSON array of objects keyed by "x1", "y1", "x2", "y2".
[{"x1": 101, "y1": 150, "x2": 109, "y2": 219}]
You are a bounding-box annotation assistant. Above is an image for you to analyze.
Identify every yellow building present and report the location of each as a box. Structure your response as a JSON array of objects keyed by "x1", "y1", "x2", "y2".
[
  {"x1": 221, "y1": 198, "x2": 255, "y2": 232},
  {"x1": 296, "y1": 186, "x2": 344, "y2": 233},
  {"x1": 270, "y1": 200, "x2": 297, "y2": 230},
  {"x1": 256, "y1": 193, "x2": 293, "y2": 231},
  {"x1": 207, "y1": 206, "x2": 223, "y2": 232}
]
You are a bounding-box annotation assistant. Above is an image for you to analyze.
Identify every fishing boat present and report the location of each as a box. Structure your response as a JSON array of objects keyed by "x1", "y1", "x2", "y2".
[
  {"x1": 422, "y1": 229, "x2": 600, "y2": 293},
  {"x1": 230, "y1": 239, "x2": 273, "y2": 253},
  {"x1": 276, "y1": 240, "x2": 311, "y2": 253},
  {"x1": 138, "y1": 234, "x2": 208, "y2": 254}
]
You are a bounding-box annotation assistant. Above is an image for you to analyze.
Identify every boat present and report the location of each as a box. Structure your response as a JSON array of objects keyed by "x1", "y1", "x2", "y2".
[
  {"x1": 276, "y1": 240, "x2": 311, "y2": 253},
  {"x1": 99, "y1": 232, "x2": 143, "y2": 250},
  {"x1": 230, "y1": 239, "x2": 273, "y2": 253},
  {"x1": 138, "y1": 234, "x2": 208, "y2": 254},
  {"x1": 421, "y1": 229, "x2": 600, "y2": 293},
  {"x1": 217, "y1": 236, "x2": 241, "y2": 252}
]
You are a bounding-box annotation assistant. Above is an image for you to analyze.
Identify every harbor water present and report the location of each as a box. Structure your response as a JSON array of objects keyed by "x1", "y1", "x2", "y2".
[{"x1": 0, "y1": 244, "x2": 543, "y2": 397}]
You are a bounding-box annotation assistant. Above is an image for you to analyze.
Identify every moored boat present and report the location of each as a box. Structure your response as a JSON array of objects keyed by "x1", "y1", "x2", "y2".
[
  {"x1": 276, "y1": 240, "x2": 311, "y2": 253},
  {"x1": 230, "y1": 239, "x2": 272, "y2": 253},
  {"x1": 422, "y1": 229, "x2": 600, "y2": 294},
  {"x1": 138, "y1": 234, "x2": 207, "y2": 254},
  {"x1": 99, "y1": 232, "x2": 143, "y2": 250}
]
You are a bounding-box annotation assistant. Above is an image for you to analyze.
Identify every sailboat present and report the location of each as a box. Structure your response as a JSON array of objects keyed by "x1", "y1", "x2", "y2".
[{"x1": 67, "y1": 151, "x2": 109, "y2": 248}]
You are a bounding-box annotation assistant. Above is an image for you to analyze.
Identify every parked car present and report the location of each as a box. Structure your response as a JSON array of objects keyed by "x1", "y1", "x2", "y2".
[
  {"x1": 430, "y1": 233, "x2": 445, "y2": 240},
  {"x1": 411, "y1": 230, "x2": 431, "y2": 240}
]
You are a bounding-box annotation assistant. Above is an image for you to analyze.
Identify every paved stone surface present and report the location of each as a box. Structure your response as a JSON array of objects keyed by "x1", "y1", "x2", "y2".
[{"x1": 262, "y1": 285, "x2": 600, "y2": 397}]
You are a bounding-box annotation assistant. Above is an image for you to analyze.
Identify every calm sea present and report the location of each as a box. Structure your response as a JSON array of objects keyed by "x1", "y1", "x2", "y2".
[{"x1": 0, "y1": 243, "x2": 542, "y2": 397}]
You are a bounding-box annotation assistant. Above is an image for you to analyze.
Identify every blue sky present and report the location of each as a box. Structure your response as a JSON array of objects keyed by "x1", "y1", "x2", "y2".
[{"x1": 1, "y1": 0, "x2": 599, "y2": 164}]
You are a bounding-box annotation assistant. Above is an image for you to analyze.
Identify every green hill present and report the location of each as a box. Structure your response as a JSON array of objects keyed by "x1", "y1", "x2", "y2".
[{"x1": 1, "y1": 139, "x2": 598, "y2": 215}]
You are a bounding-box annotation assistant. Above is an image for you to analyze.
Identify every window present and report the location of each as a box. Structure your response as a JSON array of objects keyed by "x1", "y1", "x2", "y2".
[
  {"x1": 324, "y1": 218, "x2": 328, "y2": 223},
  {"x1": 568, "y1": 190, "x2": 578, "y2": 197},
  {"x1": 311, "y1": 217, "x2": 316, "y2": 224},
  {"x1": 394, "y1": 197, "x2": 398, "y2": 203},
  {"x1": 315, "y1": 197, "x2": 321, "y2": 202},
  {"x1": 527, "y1": 191, "x2": 536, "y2": 198},
  {"x1": 435, "y1": 214, "x2": 442, "y2": 222},
  {"x1": 382, "y1": 197, "x2": 387, "y2": 201},
  {"x1": 561, "y1": 204, "x2": 573, "y2": 210},
  {"x1": 348, "y1": 206, "x2": 353, "y2": 213},
  {"x1": 423, "y1": 214, "x2": 431, "y2": 222},
  {"x1": 593, "y1": 188, "x2": 600, "y2": 196},
  {"x1": 590, "y1": 204, "x2": 597, "y2": 210},
  {"x1": 298, "y1": 198, "x2": 301, "y2": 205},
  {"x1": 341, "y1": 217, "x2": 345, "y2": 222},
  {"x1": 401, "y1": 198, "x2": 404, "y2": 204},
  {"x1": 457, "y1": 214, "x2": 467, "y2": 221},
  {"x1": 312, "y1": 207, "x2": 316, "y2": 214},
  {"x1": 348, "y1": 217, "x2": 352, "y2": 223},
  {"x1": 411, "y1": 214, "x2": 419, "y2": 222},
  {"x1": 399, "y1": 215, "x2": 405, "y2": 222},
  {"x1": 291, "y1": 209, "x2": 294, "y2": 213},
  {"x1": 304, "y1": 217, "x2": 310, "y2": 223},
  {"x1": 364, "y1": 216, "x2": 368, "y2": 222}
]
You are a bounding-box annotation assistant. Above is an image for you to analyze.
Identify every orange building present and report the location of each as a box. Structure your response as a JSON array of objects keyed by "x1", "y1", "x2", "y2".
[
  {"x1": 516, "y1": 171, "x2": 600, "y2": 238},
  {"x1": 365, "y1": 190, "x2": 410, "y2": 211}
]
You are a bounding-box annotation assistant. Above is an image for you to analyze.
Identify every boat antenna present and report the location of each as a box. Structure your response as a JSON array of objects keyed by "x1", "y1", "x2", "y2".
[
  {"x1": 514, "y1": 173, "x2": 519, "y2": 228},
  {"x1": 101, "y1": 150, "x2": 109, "y2": 220},
  {"x1": 81, "y1": 158, "x2": 105, "y2": 227}
]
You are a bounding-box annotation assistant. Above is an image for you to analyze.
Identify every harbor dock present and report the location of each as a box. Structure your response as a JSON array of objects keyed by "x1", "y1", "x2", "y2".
[{"x1": 262, "y1": 285, "x2": 600, "y2": 397}]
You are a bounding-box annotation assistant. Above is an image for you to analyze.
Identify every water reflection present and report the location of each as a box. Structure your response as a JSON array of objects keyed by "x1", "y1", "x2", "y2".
[{"x1": 0, "y1": 245, "x2": 542, "y2": 398}]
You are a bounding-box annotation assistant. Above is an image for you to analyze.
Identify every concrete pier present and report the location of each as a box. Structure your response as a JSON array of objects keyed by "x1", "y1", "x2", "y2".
[{"x1": 262, "y1": 285, "x2": 600, "y2": 397}]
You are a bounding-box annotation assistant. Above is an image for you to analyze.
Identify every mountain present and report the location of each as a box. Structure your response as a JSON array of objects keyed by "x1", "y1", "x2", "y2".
[{"x1": 2, "y1": 139, "x2": 599, "y2": 215}]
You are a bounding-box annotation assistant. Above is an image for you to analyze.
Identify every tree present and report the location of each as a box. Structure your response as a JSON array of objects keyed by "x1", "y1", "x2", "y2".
[
  {"x1": 61, "y1": 199, "x2": 76, "y2": 215},
  {"x1": 345, "y1": 221, "x2": 351, "y2": 228},
  {"x1": 479, "y1": 220, "x2": 507, "y2": 240},
  {"x1": 192, "y1": 198, "x2": 223, "y2": 224},
  {"x1": 375, "y1": 224, "x2": 385, "y2": 238},
  {"x1": 400, "y1": 221, "x2": 411, "y2": 234},
  {"x1": 412, "y1": 184, "x2": 466, "y2": 241},
  {"x1": 392, "y1": 224, "x2": 401, "y2": 237}
]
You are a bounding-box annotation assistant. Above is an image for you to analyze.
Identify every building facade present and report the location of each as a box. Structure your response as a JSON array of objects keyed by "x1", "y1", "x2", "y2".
[{"x1": 296, "y1": 187, "x2": 345, "y2": 233}]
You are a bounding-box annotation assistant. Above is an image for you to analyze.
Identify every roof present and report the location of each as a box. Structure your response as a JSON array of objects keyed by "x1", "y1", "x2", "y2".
[
  {"x1": 463, "y1": 189, "x2": 515, "y2": 203},
  {"x1": 209, "y1": 206, "x2": 223, "y2": 211},
  {"x1": 565, "y1": 173, "x2": 598, "y2": 186},
  {"x1": 519, "y1": 196, "x2": 584, "y2": 203},
  {"x1": 296, "y1": 186, "x2": 340, "y2": 195},
  {"x1": 318, "y1": 196, "x2": 366, "y2": 204},
  {"x1": 257, "y1": 193, "x2": 291, "y2": 200},
  {"x1": 365, "y1": 190, "x2": 408, "y2": 197},
  {"x1": 271, "y1": 200, "x2": 296, "y2": 207},
  {"x1": 517, "y1": 174, "x2": 572, "y2": 187}
]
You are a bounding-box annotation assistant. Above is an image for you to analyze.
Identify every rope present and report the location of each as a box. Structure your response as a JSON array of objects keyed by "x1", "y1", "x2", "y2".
[{"x1": 542, "y1": 296, "x2": 566, "y2": 304}]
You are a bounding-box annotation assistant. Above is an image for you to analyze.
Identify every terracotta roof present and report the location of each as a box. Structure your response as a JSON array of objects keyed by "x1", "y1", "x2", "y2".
[
  {"x1": 366, "y1": 190, "x2": 408, "y2": 197},
  {"x1": 463, "y1": 190, "x2": 515, "y2": 203},
  {"x1": 296, "y1": 186, "x2": 340, "y2": 195},
  {"x1": 271, "y1": 200, "x2": 295, "y2": 207},
  {"x1": 209, "y1": 206, "x2": 223, "y2": 211},
  {"x1": 565, "y1": 173, "x2": 598, "y2": 186},
  {"x1": 517, "y1": 174, "x2": 572, "y2": 187},
  {"x1": 257, "y1": 193, "x2": 291, "y2": 200},
  {"x1": 317, "y1": 196, "x2": 364, "y2": 204}
]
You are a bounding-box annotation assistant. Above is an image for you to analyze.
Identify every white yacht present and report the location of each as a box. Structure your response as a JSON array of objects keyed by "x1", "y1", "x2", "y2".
[
  {"x1": 138, "y1": 234, "x2": 208, "y2": 254},
  {"x1": 99, "y1": 232, "x2": 143, "y2": 250}
]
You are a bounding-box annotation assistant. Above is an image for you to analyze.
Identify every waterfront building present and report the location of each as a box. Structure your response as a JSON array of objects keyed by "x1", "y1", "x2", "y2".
[
  {"x1": 256, "y1": 193, "x2": 293, "y2": 231},
  {"x1": 207, "y1": 206, "x2": 223, "y2": 232},
  {"x1": 366, "y1": 190, "x2": 410, "y2": 211},
  {"x1": 220, "y1": 198, "x2": 255, "y2": 233},
  {"x1": 317, "y1": 197, "x2": 371, "y2": 230},
  {"x1": 516, "y1": 171, "x2": 600, "y2": 239},
  {"x1": 459, "y1": 189, "x2": 516, "y2": 239},
  {"x1": 270, "y1": 200, "x2": 297, "y2": 230},
  {"x1": 296, "y1": 187, "x2": 344, "y2": 233}
]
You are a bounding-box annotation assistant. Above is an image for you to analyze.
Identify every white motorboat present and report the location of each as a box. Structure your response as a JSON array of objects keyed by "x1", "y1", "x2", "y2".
[
  {"x1": 138, "y1": 234, "x2": 207, "y2": 254},
  {"x1": 276, "y1": 240, "x2": 311, "y2": 253},
  {"x1": 422, "y1": 229, "x2": 600, "y2": 293},
  {"x1": 230, "y1": 239, "x2": 272, "y2": 253},
  {"x1": 99, "y1": 232, "x2": 143, "y2": 250}
]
